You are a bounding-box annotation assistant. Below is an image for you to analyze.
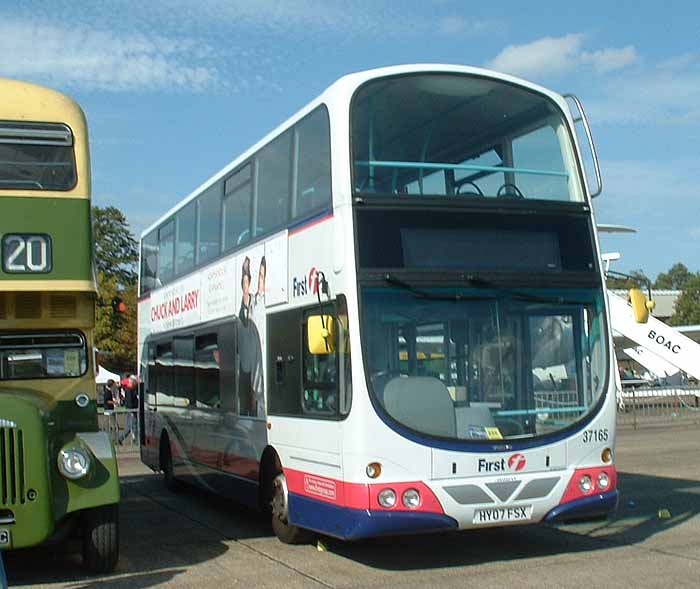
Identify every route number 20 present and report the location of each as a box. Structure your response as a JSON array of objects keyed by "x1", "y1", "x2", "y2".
[{"x1": 1, "y1": 234, "x2": 52, "y2": 273}]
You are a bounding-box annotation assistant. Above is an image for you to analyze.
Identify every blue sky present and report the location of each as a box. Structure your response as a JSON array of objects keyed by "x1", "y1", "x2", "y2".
[{"x1": 2, "y1": 0, "x2": 698, "y2": 280}]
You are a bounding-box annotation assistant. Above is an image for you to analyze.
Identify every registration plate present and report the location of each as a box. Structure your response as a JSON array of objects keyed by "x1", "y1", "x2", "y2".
[
  {"x1": 473, "y1": 505, "x2": 533, "y2": 525},
  {"x1": 0, "y1": 529, "x2": 10, "y2": 546}
]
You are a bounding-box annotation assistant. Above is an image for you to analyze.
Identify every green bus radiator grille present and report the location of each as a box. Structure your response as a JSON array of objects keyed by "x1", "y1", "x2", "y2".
[{"x1": 0, "y1": 427, "x2": 26, "y2": 505}]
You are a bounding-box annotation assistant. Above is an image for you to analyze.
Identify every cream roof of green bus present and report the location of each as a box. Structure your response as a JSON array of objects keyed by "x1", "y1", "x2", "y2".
[
  {"x1": 141, "y1": 63, "x2": 572, "y2": 238},
  {"x1": 0, "y1": 77, "x2": 90, "y2": 198}
]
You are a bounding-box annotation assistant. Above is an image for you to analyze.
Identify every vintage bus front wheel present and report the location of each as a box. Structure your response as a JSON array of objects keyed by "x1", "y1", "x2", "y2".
[
  {"x1": 82, "y1": 504, "x2": 119, "y2": 573},
  {"x1": 270, "y1": 473, "x2": 313, "y2": 544}
]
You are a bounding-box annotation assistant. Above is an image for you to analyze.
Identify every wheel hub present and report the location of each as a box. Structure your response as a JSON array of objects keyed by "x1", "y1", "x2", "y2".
[{"x1": 271, "y1": 473, "x2": 289, "y2": 522}]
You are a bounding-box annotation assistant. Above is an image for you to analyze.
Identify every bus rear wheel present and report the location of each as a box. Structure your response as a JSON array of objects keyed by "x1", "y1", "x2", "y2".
[
  {"x1": 82, "y1": 504, "x2": 119, "y2": 573},
  {"x1": 160, "y1": 434, "x2": 180, "y2": 491},
  {"x1": 270, "y1": 473, "x2": 313, "y2": 544}
]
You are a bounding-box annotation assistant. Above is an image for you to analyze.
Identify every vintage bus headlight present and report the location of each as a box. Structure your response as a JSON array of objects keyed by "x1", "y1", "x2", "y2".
[
  {"x1": 597, "y1": 472, "x2": 610, "y2": 490},
  {"x1": 578, "y1": 474, "x2": 593, "y2": 493},
  {"x1": 75, "y1": 393, "x2": 90, "y2": 408},
  {"x1": 377, "y1": 488, "x2": 397, "y2": 508},
  {"x1": 402, "y1": 488, "x2": 421, "y2": 508},
  {"x1": 58, "y1": 447, "x2": 91, "y2": 480}
]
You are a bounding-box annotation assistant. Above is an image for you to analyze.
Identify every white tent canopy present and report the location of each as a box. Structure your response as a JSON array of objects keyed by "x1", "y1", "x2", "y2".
[{"x1": 95, "y1": 365, "x2": 121, "y2": 385}]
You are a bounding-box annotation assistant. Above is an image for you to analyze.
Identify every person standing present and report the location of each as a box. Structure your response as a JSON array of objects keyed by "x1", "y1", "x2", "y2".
[
  {"x1": 118, "y1": 375, "x2": 139, "y2": 445},
  {"x1": 102, "y1": 379, "x2": 117, "y2": 410}
]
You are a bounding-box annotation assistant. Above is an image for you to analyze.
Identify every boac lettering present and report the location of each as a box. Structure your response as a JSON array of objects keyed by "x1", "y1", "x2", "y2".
[{"x1": 648, "y1": 330, "x2": 681, "y2": 354}]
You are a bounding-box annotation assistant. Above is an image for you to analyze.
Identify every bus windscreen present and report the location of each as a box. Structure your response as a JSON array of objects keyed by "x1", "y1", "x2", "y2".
[
  {"x1": 351, "y1": 73, "x2": 583, "y2": 202},
  {"x1": 0, "y1": 122, "x2": 76, "y2": 191}
]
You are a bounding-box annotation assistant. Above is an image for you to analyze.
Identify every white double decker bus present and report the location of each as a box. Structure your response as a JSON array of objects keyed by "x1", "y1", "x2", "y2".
[{"x1": 138, "y1": 64, "x2": 617, "y2": 543}]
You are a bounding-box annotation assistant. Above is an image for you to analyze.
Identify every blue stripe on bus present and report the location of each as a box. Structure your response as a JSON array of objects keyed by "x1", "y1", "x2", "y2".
[
  {"x1": 288, "y1": 493, "x2": 458, "y2": 539},
  {"x1": 543, "y1": 490, "x2": 619, "y2": 523}
]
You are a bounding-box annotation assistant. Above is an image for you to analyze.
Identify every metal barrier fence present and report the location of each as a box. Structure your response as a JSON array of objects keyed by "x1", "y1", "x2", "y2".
[
  {"x1": 617, "y1": 386, "x2": 700, "y2": 429},
  {"x1": 97, "y1": 408, "x2": 139, "y2": 449}
]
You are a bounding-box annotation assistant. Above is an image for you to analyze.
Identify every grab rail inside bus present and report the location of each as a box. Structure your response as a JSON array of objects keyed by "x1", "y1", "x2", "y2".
[
  {"x1": 355, "y1": 160, "x2": 569, "y2": 178},
  {"x1": 563, "y1": 94, "x2": 603, "y2": 198}
]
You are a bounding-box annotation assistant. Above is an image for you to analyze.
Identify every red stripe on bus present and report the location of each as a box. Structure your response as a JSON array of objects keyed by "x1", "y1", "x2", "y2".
[{"x1": 284, "y1": 468, "x2": 445, "y2": 513}]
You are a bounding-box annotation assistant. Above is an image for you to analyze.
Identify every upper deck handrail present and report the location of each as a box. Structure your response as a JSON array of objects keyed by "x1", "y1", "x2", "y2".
[{"x1": 355, "y1": 160, "x2": 569, "y2": 178}]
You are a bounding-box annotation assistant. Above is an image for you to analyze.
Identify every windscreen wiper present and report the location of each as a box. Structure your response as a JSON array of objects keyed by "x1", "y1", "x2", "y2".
[
  {"x1": 461, "y1": 274, "x2": 590, "y2": 305},
  {"x1": 383, "y1": 273, "x2": 496, "y2": 302}
]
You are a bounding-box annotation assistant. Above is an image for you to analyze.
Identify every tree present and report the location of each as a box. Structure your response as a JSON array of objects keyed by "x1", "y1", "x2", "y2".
[
  {"x1": 93, "y1": 206, "x2": 138, "y2": 287},
  {"x1": 669, "y1": 274, "x2": 700, "y2": 326},
  {"x1": 95, "y1": 272, "x2": 138, "y2": 373},
  {"x1": 92, "y1": 206, "x2": 139, "y2": 373},
  {"x1": 654, "y1": 263, "x2": 693, "y2": 290}
]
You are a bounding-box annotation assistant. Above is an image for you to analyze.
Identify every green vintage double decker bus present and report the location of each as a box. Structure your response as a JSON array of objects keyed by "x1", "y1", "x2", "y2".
[{"x1": 0, "y1": 78, "x2": 119, "y2": 572}]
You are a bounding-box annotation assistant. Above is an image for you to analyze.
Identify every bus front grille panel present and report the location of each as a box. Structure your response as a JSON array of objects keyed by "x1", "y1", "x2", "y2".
[
  {"x1": 14, "y1": 293, "x2": 42, "y2": 319},
  {"x1": 0, "y1": 428, "x2": 26, "y2": 506},
  {"x1": 49, "y1": 295, "x2": 77, "y2": 318}
]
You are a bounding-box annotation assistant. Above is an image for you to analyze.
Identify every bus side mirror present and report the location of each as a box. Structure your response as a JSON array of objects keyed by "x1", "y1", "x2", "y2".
[
  {"x1": 629, "y1": 288, "x2": 655, "y2": 323},
  {"x1": 307, "y1": 315, "x2": 336, "y2": 354}
]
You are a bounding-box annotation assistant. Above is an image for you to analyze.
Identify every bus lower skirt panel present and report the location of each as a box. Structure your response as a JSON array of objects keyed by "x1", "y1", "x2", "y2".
[{"x1": 287, "y1": 493, "x2": 458, "y2": 540}]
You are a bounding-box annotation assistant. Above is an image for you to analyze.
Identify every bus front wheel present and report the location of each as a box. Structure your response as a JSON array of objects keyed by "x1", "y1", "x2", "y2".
[
  {"x1": 270, "y1": 473, "x2": 313, "y2": 544},
  {"x1": 82, "y1": 504, "x2": 119, "y2": 573}
]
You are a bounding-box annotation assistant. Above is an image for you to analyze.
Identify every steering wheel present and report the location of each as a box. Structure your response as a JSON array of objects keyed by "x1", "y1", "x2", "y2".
[
  {"x1": 497, "y1": 183, "x2": 525, "y2": 199},
  {"x1": 456, "y1": 181, "x2": 484, "y2": 196}
]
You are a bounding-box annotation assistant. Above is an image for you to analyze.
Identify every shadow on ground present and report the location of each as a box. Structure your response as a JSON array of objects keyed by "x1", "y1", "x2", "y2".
[
  {"x1": 5, "y1": 468, "x2": 699, "y2": 584},
  {"x1": 4, "y1": 472, "x2": 271, "y2": 587},
  {"x1": 316, "y1": 469, "x2": 700, "y2": 571}
]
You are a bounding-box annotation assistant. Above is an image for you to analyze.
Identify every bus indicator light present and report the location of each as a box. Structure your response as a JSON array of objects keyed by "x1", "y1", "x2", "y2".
[{"x1": 366, "y1": 462, "x2": 382, "y2": 478}]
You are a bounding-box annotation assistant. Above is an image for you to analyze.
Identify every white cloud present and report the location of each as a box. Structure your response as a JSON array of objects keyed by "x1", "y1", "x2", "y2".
[
  {"x1": 585, "y1": 68, "x2": 700, "y2": 125},
  {"x1": 486, "y1": 33, "x2": 637, "y2": 78},
  {"x1": 580, "y1": 46, "x2": 637, "y2": 73},
  {"x1": 0, "y1": 18, "x2": 220, "y2": 92}
]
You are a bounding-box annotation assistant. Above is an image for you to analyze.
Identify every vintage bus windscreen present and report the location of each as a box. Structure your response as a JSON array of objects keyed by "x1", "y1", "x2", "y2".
[{"x1": 352, "y1": 73, "x2": 584, "y2": 201}]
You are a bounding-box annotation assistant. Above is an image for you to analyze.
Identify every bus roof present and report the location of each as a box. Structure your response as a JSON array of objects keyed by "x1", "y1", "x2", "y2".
[
  {"x1": 141, "y1": 63, "x2": 567, "y2": 238},
  {"x1": 0, "y1": 77, "x2": 90, "y2": 198}
]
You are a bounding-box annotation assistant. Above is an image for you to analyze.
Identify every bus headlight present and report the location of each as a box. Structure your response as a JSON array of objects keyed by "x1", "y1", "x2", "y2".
[
  {"x1": 578, "y1": 474, "x2": 593, "y2": 493},
  {"x1": 597, "y1": 472, "x2": 610, "y2": 490},
  {"x1": 58, "y1": 447, "x2": 91, "y2": 480},
  {"x1": 377, "y1": 488, "x2": 397, "y2": 508},
  {"x1": 402, "y1": 488, "x2": 421, "y2": 508},
  {"x1": 75, "y1": 393, "x2": 90, "y2": 408}
]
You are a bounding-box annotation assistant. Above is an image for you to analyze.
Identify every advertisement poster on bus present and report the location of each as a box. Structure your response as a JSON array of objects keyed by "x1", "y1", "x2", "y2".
[{"x1": 235, "y1": 244, "x2": 266, "y2": 417}]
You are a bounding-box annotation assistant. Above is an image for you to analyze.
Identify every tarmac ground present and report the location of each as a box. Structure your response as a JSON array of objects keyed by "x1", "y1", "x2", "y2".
[{"x1": 5, "y1": 424, "x2": 700, "y2": 588}]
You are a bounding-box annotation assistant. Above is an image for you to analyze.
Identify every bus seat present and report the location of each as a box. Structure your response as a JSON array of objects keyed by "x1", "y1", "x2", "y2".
[
  {"x1": 455, "y1": 405, "x2": 496, "y2": 436},
  {"x1": 383, "y1": 376, "x2": 456, "y2": 438}
]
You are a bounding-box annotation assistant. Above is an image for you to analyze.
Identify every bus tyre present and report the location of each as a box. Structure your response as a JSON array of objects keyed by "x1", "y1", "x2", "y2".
[
  {"x1": 160, "y1": 434, "x2": 180, "y2": 491},
  {"x1": 270, "y1": 473, "x2": 313, "y2": 544},
  {"x1": 82, "y1": 504, "x2": 119, "y2": 573}
]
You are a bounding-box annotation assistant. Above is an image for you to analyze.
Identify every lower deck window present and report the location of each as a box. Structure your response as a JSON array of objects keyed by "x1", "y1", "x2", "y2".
[{"x1": 0, "y1": 331, "x2": 87, "y2": 380}]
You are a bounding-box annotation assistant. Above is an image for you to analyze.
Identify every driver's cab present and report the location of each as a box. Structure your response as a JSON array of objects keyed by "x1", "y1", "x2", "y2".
[{"x1": 367, "y1": 309, "x2": 582, "y2": 441}]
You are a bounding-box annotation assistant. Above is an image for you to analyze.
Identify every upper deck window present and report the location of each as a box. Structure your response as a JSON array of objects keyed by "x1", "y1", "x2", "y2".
[
  {"x1": 0, "y1": 121, "x2": 76, "y2": 191},
  {"x1": 351, "y1": 74, "x2": 583, "y2": 202}
]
